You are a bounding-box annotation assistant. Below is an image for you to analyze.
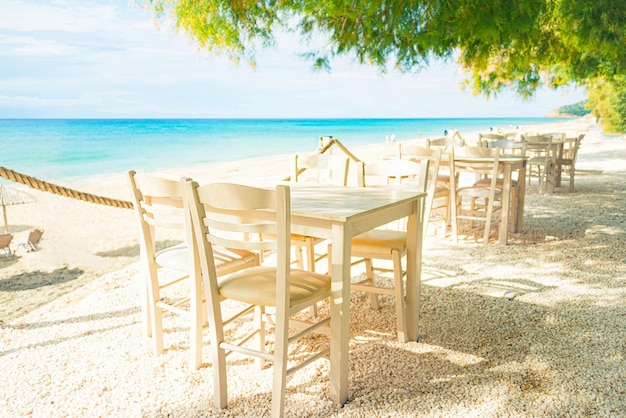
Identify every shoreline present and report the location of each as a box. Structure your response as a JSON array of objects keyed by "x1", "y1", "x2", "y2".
[{"x1": 0, "y1": 117, "x2": 609, "y2": 322}]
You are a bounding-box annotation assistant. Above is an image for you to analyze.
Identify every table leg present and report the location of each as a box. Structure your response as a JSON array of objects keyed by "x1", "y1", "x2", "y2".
[
  {"x1": 405, "y1": 198, "x2": 423, "y2": 341},
  {"x1": 499, "y1": 163, "x2": 513, "y2": 245},
  {"x1": 516, "y1": 161, "x2": 527, "y2": 233},
  {"x1": 329, "y1": 223, "x2": 350, "y2": 405}
]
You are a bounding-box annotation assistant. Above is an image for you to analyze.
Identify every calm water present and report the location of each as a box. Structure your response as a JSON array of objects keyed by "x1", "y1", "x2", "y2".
[{"x1": 1, "y1": 118, "x2": 563, "y2": 182}]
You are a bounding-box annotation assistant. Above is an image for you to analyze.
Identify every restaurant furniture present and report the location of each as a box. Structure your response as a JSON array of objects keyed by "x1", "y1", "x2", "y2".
[
  {"x1": 283, "y1": 153, "x2": 351, "y2": 273},
  {"x1": 183, "y1": 180, "x2": 332, "y2": 417},
  {"x1": 127, "y1": 171, "x2": 259, "y2": 370},
  {"x1": 478, "y1": 138, "x2": 527, "y2": 230},
  {"x1": 522, "y1": 133, "x2": 562, "y2": 194},
  {"x1": 449, "y1": 146, "x2": 504, "y2": 246},
  {"x1": 428, "y1": 134, "x2": 465, "y2": 151},
  {"x1": 335, "y1": 158, "x2": 429, "y2": 342},
  {"x1": 204, "y1": 182, "x2": 425, "y2": 407},
  {"x1": 555, "y1": 133, "x2": 585, "y2": 192},
  {"x1": 400, "y1": 145, "x2": 449, "y2": 235}
]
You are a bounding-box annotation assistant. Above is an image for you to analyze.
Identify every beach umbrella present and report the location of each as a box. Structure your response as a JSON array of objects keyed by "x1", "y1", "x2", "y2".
[{"x1": 0, "y1": 184, "x2": 36, "y2": 233}]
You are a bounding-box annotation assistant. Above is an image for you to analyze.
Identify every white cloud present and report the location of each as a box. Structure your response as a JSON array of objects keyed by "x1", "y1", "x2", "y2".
[
  {"x1": 0, "y1": 0, "x2": 587, "y2": 118},
  {"x1": 0, "y1": 34, "x2": 78, "y2": 55}
]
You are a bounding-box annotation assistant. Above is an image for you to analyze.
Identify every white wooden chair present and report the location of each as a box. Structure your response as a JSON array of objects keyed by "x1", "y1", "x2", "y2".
[
  {"x1": 127, "y1": 171, "x2": 259, "y2": 370},
  {"x1": 449, "y1": 146, "x2": 504, "y2": 245},
  {"x1": 400, "y1": 144, "x2": 448, "y2": 235},
  {"x1": 183, "y1": 180, "x2": 331, "y2": 417},
  {"x1": 522, "y1": 134, "x2": 558, "y2": 194},
  {"x1": 427, "y1": 135, "x2": 464, "y2": 206},
  {"x1": 478, "y1": 138, "x2": 526, "y2": 230},
  {"x1": 329, "y1": 158, "x2": 429, "y2": 342},
  {"x1": 556, "y1": 133, "x2": 584, "y2": 192}
]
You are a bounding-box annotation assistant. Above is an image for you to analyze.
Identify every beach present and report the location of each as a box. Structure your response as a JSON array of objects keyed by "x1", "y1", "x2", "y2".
[{"x1": 1, "y1": 118, "x2": 625, "y2": 417}]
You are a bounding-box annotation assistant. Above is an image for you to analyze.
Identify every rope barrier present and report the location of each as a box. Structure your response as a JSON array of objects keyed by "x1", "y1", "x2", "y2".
[{"x1": 0, "y1": 166, "x2": 133, "y2": 210}]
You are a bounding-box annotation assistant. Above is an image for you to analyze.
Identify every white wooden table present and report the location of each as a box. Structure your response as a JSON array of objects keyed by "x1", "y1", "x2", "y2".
[{"x1": 287, "y1": 185, "x2": 427, "y2": 405}]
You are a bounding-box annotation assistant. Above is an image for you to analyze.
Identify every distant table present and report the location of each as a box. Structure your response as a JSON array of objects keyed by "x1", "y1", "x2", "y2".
[{"x1": 286, "y1": 185, "x2": 427, "y2": 405}]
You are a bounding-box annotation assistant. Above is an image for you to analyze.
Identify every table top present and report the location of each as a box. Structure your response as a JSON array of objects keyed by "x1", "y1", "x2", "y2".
[{"x1": 287, "y1": 184, "x2": 426, "y2": 222}]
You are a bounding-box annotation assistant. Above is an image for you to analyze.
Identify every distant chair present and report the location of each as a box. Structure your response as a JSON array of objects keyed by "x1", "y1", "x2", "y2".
[
  {"x1": 449, "y1": 146, "x2": 504, "y2": 245},
  {"x1": 427, "y1": 135, "x2": 465, "y2": 152},
  {"x1": 20, "y1": 228, "x2": 43, "y2": 252},
  {"x1": 287, "y1": 153, "x2": 351, "y2": 272},
  {"x1": 521, "y1": 134, "x2": 557, "y2": 194},
  {"x1": 555, "y1": 133, "x2": 585, "y2": 192},
  {"x1": 399, "y1": 145, "x2": 449, "y2": 235},
  {"x1": 0, "y1": 233, "x2": 14, "y2": 257}
]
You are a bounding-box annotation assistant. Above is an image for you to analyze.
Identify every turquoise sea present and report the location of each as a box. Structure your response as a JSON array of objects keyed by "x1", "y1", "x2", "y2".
[{"x1": 1, "y1": 118, "x2": 565, "y2": 182}]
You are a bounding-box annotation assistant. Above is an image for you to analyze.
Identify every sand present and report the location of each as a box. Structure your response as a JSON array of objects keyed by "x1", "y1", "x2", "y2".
[{"x1": 1, "y1": 118, "x2": 625, "y2": 417}]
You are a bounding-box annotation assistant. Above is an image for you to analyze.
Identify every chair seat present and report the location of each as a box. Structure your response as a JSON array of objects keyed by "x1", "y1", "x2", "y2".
[
  {"x1": 220, "y1": 266, "x2": 331, "y2": 307},
  {"x1": 351, "y1": 229, "x2": 406, "y2": 254},
  {"x1": 474, "y1": 178, "x2": 518, "y2": 188},
  {"x1": 457, "y1": 186, "x2": 503, "y2": 199},
  {"x1": 155, "y1": 243, "x2": 188, "y2": 271},
  {"x1": 156, "y1": 243, "x2": 258, "y2": 274}
]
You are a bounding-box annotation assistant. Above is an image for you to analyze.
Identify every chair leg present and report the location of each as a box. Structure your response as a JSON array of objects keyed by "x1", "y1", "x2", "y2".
[
  {"x1": 208, "y1": 308, "x2": 228, "y2": 409},
  {"x1": 305, "y1": 238, "x2": 319, "y2": 316},
  {"x1": 271, "y1": 307, "x2": 289, "y2": 418},
  {"x1": 294, "y1": 244, "x2": 304, "y2": 269},
  {"x1": 483, "y1": 199, "x2": 493, "y2": 246},
  {"x1": 392, "y1": 250, "x2": 407, "y2": 343},
  {"x1": 452, "y1": 196, "x2": 461, "y2": 244},
  {"x1": 143, "y1": 281, "x2": 152, "y2": 338},
  {"x1": 256, "y1": 306, "x2": 266, "y2": 370},
  {"x1": 151, "y1": 304, "x2": 164, "y2": 356},
  {"x1": 304, "y1": 237, "x2": 316, "y2": 272},
  {"x1": 190, "y1": 272, "x2": 204, "y2": 370},
  {"x1": 510, "y1": 186, "x2": 518, "y2": 232},
  {"x1": 364, "y1": 258, "x2": 380, "y2": 310}
]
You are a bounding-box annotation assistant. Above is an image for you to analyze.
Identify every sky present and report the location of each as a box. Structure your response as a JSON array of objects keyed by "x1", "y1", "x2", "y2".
[{"x1": 0, "y1": 0, "x2": 587, "y2": 119}]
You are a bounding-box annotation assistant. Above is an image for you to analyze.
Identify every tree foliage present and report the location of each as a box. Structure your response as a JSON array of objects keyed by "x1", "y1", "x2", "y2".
[
  {"x1": 557, "y1": 101, "x2": 590, "y2": 117},
  {"x1": 141, "y1": 0, "x2": 626, "y2": 129},
  {"x1": 587, "y1": 76, "x2": 626, "y2": 133}
]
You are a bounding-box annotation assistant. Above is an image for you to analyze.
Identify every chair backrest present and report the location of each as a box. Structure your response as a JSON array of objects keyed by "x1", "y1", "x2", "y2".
[
  {"x1": 127, "y1": 171, "x2": 188, "y2": 264},
  {"x1": 521, "y1": 134, "x2": 554, "y2": 159},
  {"x1": 541, "y1": 131, "x2": 566, "y2": 141},
  {"x1": 480, "y1": 138, "x2": 526, "y2": 155},
  {"x1": 399, "y1": 145, "x2": 442, "y2": 192},
  {"x1": 479, "y1": 132, "x2": 506, "y2": 141},
  {"x1": 183, "y1": 181, "x2": 291, "y2": 302},
  {"x1": 562, "y1": 133, "x2": 585, "y2": 161},
  {"x1": 292, "y1": 153, "x2": 350, "y2": 186},
  {"x1": 357, "y1": 158, "x2": 429, "y2": 192},
  {"x1": 450, "y1": 146, "x2": 502, "y2": 187},
  {"x1": 28, "y1": 228, "x2": 44, "y2": 246},
  {"x1": 0, "y1": 233, "x2": 13, "y2": 249},
  {"x1": 428, "y1": 135, "x2": 465, "y2": 149}
]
